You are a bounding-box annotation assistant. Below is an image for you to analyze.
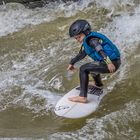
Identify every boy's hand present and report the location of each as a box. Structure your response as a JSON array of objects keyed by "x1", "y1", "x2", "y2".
[
  {"x1": 107, "y1": 63, "x2": 116, "y2": 73},
  {"x1": 67, "y1": 64, "x2": 75, "y2": 71}
]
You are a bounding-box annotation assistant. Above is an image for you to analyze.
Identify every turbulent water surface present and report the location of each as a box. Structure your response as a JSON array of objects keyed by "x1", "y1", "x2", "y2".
[{"x1": 0, "y1": 0, "x2": 140, "y2": 139}]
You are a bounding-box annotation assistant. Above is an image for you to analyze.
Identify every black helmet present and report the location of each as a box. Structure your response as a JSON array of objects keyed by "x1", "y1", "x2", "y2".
[{"x1": 69, "y1": 19, "x2": 91, "y2": 37}]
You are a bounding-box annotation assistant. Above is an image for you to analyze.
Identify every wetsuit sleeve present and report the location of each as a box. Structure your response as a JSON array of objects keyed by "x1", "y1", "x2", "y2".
[
  {"x1": 88, "y1": 38, "x2": 103, "y2": 52},
  {"x1": 69, "y1": 47, "x2": 87, "y2": 65},
  {"x1": 88, "y1": 38, "x2": 108, "y2": 58},
  {"x1": 88, "y1": 38, "x2": 112, "y2": 64}
]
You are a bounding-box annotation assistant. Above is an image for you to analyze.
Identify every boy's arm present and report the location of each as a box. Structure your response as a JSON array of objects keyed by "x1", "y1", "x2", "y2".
[
  {"x1": 69, "y1": 46, "x2": 87, "y2": 65},
  {"x1": 89, "y1": 38, "x2": 116, "y2": 72},
  {"x1": 88, "y1": 38, "x2": 112, "y2": 64}
]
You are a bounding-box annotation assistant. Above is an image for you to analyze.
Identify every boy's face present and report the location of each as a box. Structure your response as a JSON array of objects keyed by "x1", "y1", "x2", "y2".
[{"x1": 74, "y1": 33, "x2": 85, "y2": 44}]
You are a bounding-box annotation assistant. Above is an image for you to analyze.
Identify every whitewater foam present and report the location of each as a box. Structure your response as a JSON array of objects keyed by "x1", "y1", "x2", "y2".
[
  {"x1": 0, "y1": 0, "x2": 140, "y2": 119},
  {"x1": 0, "y1": 1, "x2": 91, "y2": 37},
  {"x1": 0, "y1": 0, "x2": 138, "y2": 37},
  {"x1": 0, "y1": 50, "x2": 62, "y2": 113}
]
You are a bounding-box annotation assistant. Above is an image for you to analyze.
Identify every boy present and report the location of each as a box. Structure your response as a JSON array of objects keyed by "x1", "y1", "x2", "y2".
[{"x1": 67, "y1": 19, "x2": 121, "y2": 103}]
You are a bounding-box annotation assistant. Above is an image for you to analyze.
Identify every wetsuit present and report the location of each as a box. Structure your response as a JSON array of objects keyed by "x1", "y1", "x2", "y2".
[{"x1": 69, "y1": 37, "x2": 121, "y2": 97}]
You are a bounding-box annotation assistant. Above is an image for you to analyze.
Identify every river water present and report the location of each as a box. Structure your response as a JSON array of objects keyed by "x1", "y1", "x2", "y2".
[{"x1": 0, "y1": 0, "x2": 140, "y2": 139}]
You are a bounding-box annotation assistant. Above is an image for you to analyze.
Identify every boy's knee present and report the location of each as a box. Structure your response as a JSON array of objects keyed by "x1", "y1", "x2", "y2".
[
  {"x1": 80, "y1": 65, "x2": 88, "y2": 73},
  {"x1": 80, "y1": 65, "x2": 84, "y2": 72}
]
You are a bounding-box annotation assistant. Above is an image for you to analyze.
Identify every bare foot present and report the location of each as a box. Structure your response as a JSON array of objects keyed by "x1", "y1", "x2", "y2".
[{"x1": 68, "y1": 96, "x2": 87, "y2": 103}]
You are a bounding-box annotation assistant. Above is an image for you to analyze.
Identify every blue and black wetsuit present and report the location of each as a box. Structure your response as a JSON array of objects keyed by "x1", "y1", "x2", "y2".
[{"x1": 69, "y1": 32, "x2": 121, "y2": 97}]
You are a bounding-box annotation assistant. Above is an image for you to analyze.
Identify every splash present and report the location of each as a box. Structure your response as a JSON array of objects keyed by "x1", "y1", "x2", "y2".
[
  {"x1": 0, "y1": 1, "x2": 91, "y2": 36},
  {"x1": 0, "y1": 0, "x2": 138, "y2": 37}
]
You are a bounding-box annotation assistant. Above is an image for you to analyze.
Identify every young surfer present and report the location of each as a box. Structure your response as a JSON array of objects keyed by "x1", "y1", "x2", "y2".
[{"x1": 67, "y1": 19, "x2": 121, "y2": 103}]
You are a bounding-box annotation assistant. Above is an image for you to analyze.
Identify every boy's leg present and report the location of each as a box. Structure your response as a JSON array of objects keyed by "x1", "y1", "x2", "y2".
[
  {"x1": 91, "y1": 73, "x2": 103, "y2": 87},
  {"x1": 69, "y1": 60, "x2": 121, "y2": 103},
  {"x1": 69, "y1": 62, "x2": 109, "y2": 103},
  {"x1": 79, "y1": 62, "x2": 109, "y2": 97}
]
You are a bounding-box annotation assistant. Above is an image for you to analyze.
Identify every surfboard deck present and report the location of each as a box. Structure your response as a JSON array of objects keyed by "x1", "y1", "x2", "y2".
[{"x1": 54, "y1": 85, "x2": 104, "y2": 119}]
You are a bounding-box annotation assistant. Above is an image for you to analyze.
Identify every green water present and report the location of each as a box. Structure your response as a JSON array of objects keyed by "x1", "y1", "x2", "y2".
[{"x1": 0, "y1": 0, "x2": 140, "y2": 139}]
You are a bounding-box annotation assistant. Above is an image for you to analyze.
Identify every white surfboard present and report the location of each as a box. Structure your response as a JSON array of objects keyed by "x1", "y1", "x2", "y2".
[{"x1": 54, "y1": 85, "x2": 105, "y2": 119}]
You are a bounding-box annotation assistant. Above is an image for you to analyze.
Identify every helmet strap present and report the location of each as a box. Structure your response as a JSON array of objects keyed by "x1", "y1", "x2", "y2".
[{"x1": 84, "y1": 31, "x2": 91, "y2": 36}]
